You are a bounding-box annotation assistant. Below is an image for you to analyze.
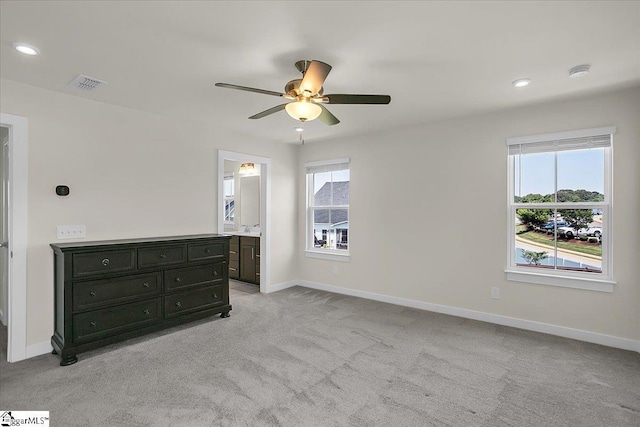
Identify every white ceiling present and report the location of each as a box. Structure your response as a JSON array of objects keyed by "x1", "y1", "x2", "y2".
[{"x1": 1, "y1": 1, "x2": 639, "y2": 144}]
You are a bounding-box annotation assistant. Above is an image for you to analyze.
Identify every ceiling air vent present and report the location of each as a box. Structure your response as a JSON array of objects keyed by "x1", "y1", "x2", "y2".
[{"x1": 68, "y1": 74, "x2": 107, "y2": 91}]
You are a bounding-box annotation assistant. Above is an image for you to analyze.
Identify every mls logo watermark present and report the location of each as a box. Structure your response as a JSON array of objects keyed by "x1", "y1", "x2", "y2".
[{"x1": 0, "y1": 411, "x2": 49, "y2": 426}]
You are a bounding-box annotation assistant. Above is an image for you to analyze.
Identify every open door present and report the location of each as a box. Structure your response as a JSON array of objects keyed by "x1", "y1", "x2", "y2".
[
  {"x1": 218, "y1": 150, "x2": 271, "y2": 293},
  {"x1": 0, "y1": 113, "x2": 28, "y2": 362}
]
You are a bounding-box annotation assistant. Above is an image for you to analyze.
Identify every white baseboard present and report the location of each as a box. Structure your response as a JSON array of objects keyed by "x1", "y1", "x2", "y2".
[
  {"x1": 26, "y1": 340, "x2": 53, "y2": 359},
  {"x1": 295, "y1": 280, "x2": 640, "y2": 353},
  {"x1": 0, "y1": 309, "x2": 6, "y2": 326},
  {"x1": 265, "y1": 280, "x2": 298, "y2": 294}
]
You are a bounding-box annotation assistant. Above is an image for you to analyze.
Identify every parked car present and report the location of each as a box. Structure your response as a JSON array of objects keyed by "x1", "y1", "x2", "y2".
[
  {"x1": 542, "y1": 220, "x2": 568, "y2": 230},
  {"x1": 557, "y1": 226, "x2": 577, "y2": 239},
  {"x1": 578, "y1": 226, "x2": 602, "y2": 238}
]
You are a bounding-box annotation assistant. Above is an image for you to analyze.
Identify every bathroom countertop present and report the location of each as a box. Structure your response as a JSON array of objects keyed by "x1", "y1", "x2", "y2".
[{"x1": 224, "y1": 231, "x2": 261, "y2": 237}]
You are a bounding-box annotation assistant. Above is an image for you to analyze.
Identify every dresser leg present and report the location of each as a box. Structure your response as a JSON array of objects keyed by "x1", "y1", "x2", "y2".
[
  {"x1": 220, "y1": 311, "x2": 230, "y2": 318},
  {"x1": 60, "y1": 355, "x2": 78, "y2": 366}
]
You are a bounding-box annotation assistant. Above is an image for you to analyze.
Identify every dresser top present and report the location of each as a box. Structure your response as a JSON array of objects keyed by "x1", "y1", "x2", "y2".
[{"x1": 51, "y1": 233, "x2": 231, "y2": 250}]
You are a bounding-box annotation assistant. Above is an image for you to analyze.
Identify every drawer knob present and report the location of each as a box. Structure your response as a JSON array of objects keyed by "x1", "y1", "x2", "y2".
[
  {"x1": 90, "y1": 321, "x2": 97, "y2": 327},
  {"x1": 160, "y1": 254, "x2": 166, "y2": 259},
  {"x1": 101, "y1": 258, "x2": 110, "y2": 266},
  {"x1": 175, "y1": 301, "x2": 182, "y2": 307},
  {"x1": 213, "y1": 293, "x2": 218, "y2": 299},
  {"x1": 205, "y1": 248, "x2": 211, "y2": 254},
  {"x1": 175, "y1": 276, "x2": 182, "y2": 282},
  {"x1": 143, "y1": 282, "x2": 150, "y2": 288},
  {"x1": 213, "y1": 270, "x2": 218, "y2": 276},
  {"x1": 89, "y1": 291, "x2": 96, "y2": 297},
  {"x1": 143, "y1": 309, "x2": 150, "y2": 315}
]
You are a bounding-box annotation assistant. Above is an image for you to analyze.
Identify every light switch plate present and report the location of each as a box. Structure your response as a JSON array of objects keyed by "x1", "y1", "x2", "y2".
[{"x1": 57, "y1": 225, "x2": 86, "y2": 239}]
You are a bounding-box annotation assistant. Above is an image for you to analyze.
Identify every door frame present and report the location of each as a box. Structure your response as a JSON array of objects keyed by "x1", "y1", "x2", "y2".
[
  {"x1": 0, "y1": 113, "x2": 28, "y2": 362},
  {"x1": 217, "y1": 150, "x2": 270, "y2": 293}
]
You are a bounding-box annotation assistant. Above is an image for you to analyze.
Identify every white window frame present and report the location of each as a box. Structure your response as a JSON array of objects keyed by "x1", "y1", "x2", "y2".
[
  {"x1": 505, "y1": 126, "x2": 615, "y2": 292},
  {"x1": 305, "y1": 158, "x2": 350, "y2": 262},
  {"x1": 223, "y1": 173, "x2": 234, "y2": 225}
]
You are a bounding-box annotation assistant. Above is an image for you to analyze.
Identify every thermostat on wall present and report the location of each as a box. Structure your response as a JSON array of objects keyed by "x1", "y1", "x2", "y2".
[{"x1": 56, "y1": 185, "x2": 70, "y2": 196}]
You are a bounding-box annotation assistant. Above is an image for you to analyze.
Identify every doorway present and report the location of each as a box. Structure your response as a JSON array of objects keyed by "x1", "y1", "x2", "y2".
[
  {"x1": 0, "y1": 113, "x2": 28, "y2": 363},
  {"x1": 217, "y1": 150, "x2": 270, "y2": 293}
]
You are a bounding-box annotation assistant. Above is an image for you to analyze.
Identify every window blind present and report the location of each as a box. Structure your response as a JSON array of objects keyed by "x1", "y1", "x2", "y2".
[
  {"x1": 305, "y1": 158, "x2": 350, "y2": 174},
  {"x1": 507, "y1": 126, "x2": 615, "y2": 155}
]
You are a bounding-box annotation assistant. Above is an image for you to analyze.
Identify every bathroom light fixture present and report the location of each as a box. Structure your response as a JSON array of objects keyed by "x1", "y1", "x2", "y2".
[
  {"x1": 569, "y1": 64, "x2": 590, "y2": 78},
  {"x1": 12, "y1": 42, "x2": 39, "y2": 56},
  {"x1": 238, "y1": 162, "x2": 256, "y2": 176},
  {"x1": 512, "y1": 78, "x2": 531, "y2": 88},
  {"x1": 285, "y1": 99, "x2": 322, "y2": 122}
]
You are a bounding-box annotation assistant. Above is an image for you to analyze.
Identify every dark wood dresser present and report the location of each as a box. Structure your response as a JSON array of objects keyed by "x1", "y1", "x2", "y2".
[{"x1": 50, "y1": 234, "x2": 231, "y2": 366}]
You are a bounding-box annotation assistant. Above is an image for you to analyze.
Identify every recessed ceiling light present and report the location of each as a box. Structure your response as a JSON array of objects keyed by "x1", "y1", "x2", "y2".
[
  {"x1": 569, "y1": 64, "x2": 590, "y2": 78},
  {"x1": 12, "y1": 42, "x2": 39, "y2": 56},
  {"x1": 294, "y1": 127, "x2": 304, "y2": 132},
  {"x1": 512, "y1": 78, "x2": 531, "y2": 88}
]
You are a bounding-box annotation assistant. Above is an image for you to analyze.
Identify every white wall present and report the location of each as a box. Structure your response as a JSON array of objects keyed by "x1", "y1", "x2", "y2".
[
  {"x1": 298, "y1": 86, "x2": 640, "y2": 342},
  {"x1": 0, "y1": 78, "x2": 299, "y2": 346},
  {"x1": 2, "y1": 75, "x2": 637, "y2": 349},
  {"x1": 0, "y1": 126, "x2": 6, "y2": 323}
]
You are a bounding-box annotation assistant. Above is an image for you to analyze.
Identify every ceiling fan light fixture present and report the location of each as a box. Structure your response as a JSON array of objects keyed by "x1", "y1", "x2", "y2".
[{"x1": 285, "y1": 100, "x2": 322, "y2": 122}]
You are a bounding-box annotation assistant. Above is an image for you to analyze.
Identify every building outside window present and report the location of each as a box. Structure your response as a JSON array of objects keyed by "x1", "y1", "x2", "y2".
[
  {"x1": 506, "y1": 127, "x2": 615, "y2": 292},
  {"x1": 306, "y1": 158, "x2": 350, "y2": 257}
]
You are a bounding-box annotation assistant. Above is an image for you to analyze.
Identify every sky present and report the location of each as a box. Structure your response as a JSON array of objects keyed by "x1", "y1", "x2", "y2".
[{"x1": 515, "y1": 148, "x2": 604, "y2": 197}]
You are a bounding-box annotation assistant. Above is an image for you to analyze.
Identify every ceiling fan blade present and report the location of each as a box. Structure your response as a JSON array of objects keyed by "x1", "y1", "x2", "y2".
[
  {"x1": 299, "y1": 60, "x2": 332, "y2": 96},
  {"x1": 248, "y1": 103, "x2": 288, "y2": 119},
  {"x1": 325, "y1": 94, "x2": 391, "y2": 104},
  {"x1": 215, "y1": 83, "x2": 284, "y2": 97},
  {"x1": 318, "y1": 105, "x2": 340, "y2": 126}
]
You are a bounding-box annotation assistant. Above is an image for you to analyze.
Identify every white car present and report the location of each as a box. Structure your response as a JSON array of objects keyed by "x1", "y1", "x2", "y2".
[
  {"x1": 557, "y1": 226, "x2": 578, "y2": 239},
  {"x1": 578, "y1": 226, "x2": 602, "y2": 238}
]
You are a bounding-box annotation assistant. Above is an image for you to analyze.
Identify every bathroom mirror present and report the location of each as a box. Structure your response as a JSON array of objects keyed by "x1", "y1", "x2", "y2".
[{"x1": 223, "y1": 160, "x2": 260, "y2": 231}]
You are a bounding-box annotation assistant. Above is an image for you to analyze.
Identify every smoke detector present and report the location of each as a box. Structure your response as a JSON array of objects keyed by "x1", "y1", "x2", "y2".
[{"x1": 68, "y1": 74, "x2": 107, "y2": 91}]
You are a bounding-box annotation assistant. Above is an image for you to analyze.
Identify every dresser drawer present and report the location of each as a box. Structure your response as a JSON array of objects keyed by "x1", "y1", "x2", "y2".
[
  {"x1": 138, "y1": 245, "x2": 185, "y2": 269},
  {"x1": 73, "y1": 298, "x2": 161, "y2": 343},
  {"x1": 73, "y1": 273, "x2": 162, "y2": 312},
  {"x1": 164, "y1": 285, "x2": 224, "y2": 318},
  {"x1": 73, "y1": 250, "x2": 136, "y2": 278},
  {"x1": 164, "y1": 263, "x2": 225, "y2": 292},
  {"x1": 188, "y1": 241, "x2": 225, "y2": 262}
]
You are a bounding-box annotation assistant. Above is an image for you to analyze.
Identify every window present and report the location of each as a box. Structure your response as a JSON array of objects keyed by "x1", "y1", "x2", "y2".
[
  {"x1": 223, "y1": 174, "x2": 234, "y2": 223},
  {"x1": 506, "y1": 127, "x2": 615, "y2": 292},
  {"x1": 306, "y1": 158, "x2": 350, "y2": 260}
]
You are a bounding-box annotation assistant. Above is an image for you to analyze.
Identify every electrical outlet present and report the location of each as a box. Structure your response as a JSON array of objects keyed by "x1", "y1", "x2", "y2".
[
  {"x1": 491, "y1": 287, "x2": 500, "y2": 300},
  {"x1": 57, "y1": 225, "x2": 86, "y2": 239},
  {"x1": 332, "y1": 266, "x2": 339, "y2": 276}
]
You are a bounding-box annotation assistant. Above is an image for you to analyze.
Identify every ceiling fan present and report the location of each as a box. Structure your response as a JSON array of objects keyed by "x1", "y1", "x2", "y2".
[{"x1": 215, "y1": 60, "x2": 391, "y2": 126}]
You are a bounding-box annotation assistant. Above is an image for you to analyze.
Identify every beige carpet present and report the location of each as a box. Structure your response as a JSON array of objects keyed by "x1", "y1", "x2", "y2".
[{"x1": 1, "y1": 285, "x2": 639, "y2": 426}]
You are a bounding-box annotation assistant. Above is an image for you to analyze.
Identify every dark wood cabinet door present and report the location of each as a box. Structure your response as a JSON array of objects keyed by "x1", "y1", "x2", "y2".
[{"x1": 240, "y1": 237, "x2": 256, "y2": 283}]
